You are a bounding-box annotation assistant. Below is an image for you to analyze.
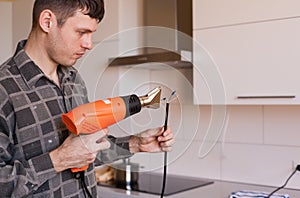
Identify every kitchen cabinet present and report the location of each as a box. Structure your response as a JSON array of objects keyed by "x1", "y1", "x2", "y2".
[
  {"x1": 193, "y1": 2, "x2": 300, "y2": 105},
  {"x1": 193, "y1": 0, "x2": 300, "y2": 29}
]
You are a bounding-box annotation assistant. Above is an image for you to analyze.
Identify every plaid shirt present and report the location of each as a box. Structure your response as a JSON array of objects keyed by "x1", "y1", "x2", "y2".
[{"x1": 0, "y1": 40, "x2": 132, "y2": 198}]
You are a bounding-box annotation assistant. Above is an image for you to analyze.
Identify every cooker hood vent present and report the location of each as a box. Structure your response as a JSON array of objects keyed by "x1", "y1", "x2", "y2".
[
  {"x1": 108, "y1": 48, "x2": 192, "y2": 69},
  {"x1": 109, "y1": 0, "x2": 192, "y2": 68}
]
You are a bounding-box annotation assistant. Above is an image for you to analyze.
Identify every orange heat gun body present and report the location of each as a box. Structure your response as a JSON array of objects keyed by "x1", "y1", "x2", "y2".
[{"x1": 61, "y1": 87, "x2": 161, "y2": 172}]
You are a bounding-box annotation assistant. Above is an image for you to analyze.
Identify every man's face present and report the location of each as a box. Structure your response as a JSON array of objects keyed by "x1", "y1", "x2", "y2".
[{"x1": 47, "y1": 11, "x2": 98, "y2": 66}]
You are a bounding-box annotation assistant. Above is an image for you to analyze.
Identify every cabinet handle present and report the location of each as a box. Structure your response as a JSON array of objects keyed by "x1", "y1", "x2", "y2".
[{"x1": 237, "y1": 95, "x2": 296, "y2": 99}]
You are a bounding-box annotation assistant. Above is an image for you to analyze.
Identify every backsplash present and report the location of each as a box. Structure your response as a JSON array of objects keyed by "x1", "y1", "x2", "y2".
[{"x1": 165, "y1": 105, "x2": 300, "y2": 190}]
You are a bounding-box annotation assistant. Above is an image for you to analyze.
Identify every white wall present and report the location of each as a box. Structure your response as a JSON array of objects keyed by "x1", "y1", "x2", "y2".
[
  {"x1": 77, "y1": 0, "x2": 145, "y2": 100},
  {"x1": 166, "y1": 105, "x2": 300, "y2": 189},
  {"x1": 92, "y1": 0, "x2": 120, "y2": 43}
]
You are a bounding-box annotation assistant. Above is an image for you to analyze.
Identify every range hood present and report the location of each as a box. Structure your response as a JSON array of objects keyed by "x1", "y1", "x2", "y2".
[
  {"x1": 109, "y1": 48, "x2": 192, "y2": 69},
  {"x1": 109, "y1": 0, "x2": 192, "y2": 67}
]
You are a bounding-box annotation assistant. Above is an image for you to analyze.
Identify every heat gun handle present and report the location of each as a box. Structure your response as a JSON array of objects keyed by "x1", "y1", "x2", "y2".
[{"x1": 71, "y1": 165, "x2": 89, "y2": 173}]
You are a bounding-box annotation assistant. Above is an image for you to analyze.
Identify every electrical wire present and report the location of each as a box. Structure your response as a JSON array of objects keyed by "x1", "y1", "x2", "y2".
[
  {"x1": 82, "y1": 177, "x2": 93, "y2": 198},
  {"x1": 266, "y1": 166, "x2": 299, "y2": 198},
  {"x1": 160, "y1": 102, "x2": 169, "y2": 198},
  {"x1": 75, "y1": 171, "x2": 93, "y2": 198},
  {"x1": 160, "y1": 91, "x2": 176, "y2": 198}
]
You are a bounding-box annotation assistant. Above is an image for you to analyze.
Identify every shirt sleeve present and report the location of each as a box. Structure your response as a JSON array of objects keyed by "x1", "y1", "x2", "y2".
[
  {"x1": 0, "y1": 89, "x2": 57, "y2": 197},
  {"x1": 96, "y1": 135, "x2": 134, "y2": 164}
]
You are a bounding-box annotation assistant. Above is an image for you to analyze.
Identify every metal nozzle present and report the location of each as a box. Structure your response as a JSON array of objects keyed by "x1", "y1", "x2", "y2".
[{"x1": 139, "y1": 87, "x2": 161, "y2": 109}]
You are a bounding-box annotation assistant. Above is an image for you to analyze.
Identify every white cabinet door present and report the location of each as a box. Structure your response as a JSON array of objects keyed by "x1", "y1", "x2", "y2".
[
  {"x1": 193, "y1": 18, "x2": 300, "y2": 105},
  {"x1": 193, "y1": 0, "x2": 300, "y2": 29}
]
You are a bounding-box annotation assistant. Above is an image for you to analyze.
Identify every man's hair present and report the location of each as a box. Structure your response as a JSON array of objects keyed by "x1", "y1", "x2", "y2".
[{"x1": 32, "y1": 0, "x2": 105, "y2": 28}]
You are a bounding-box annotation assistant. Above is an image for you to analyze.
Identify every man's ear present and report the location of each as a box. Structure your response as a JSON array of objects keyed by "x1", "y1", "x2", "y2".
[{"x1": 39, "y1": 9, "x2": 56, "y2": 32}]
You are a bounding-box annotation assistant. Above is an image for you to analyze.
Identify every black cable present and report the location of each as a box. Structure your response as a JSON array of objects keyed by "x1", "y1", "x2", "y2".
[
  {"x1": 160, "y1": 102, "x2": 170, "y2": 198},
  {"x1": 266, "y1": 165, "x2": 299, "y2": 198},
  {"x1": 78, "y1": 171, "x2": 93, "y2": 198}
]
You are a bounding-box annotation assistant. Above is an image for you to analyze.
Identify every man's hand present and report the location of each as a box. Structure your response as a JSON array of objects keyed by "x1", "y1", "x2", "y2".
[
  {"x1": 49, "y1": 129, "x2": 110, "y2": 173},
  {"x1": 129, "y1": 126, "x2": 174, "y2": 153}
]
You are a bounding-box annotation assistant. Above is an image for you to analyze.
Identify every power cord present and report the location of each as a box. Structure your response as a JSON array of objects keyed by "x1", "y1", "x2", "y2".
[
  {"x1": 80, "y1": 171, "x2": 93, "y2": 198},
  {"x1": 266, "y1": 164, "x2": 300, "y2": 198},
  {"x1": 160, "y1": 90, "x2": 175, "y2": 198},
  {"x1": 160, "y1": 102, "x2": 170, "y2": 198},
  {"x1": 74, "y1": 171, "x2": 93, "y2": 198}
]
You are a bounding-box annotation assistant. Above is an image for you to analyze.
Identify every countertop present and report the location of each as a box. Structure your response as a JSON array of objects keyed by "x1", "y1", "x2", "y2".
[{"x1": 97, "y1": 179, "x2": 300, "y2": 198}]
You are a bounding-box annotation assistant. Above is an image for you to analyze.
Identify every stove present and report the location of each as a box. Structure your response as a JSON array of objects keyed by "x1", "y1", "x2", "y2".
[{"x1": 98, "y1": 172, "x2": 214, "y2": 196}]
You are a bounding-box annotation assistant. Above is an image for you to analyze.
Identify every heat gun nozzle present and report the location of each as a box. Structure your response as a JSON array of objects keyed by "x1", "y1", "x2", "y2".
[{"x1": 139, "y1": 87, "x2": 161, "y2": 109}]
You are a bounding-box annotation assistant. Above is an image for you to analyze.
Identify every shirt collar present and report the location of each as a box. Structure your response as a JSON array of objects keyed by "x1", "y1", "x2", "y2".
[{"x1": 12, "y1": 40, "x2": 77, "y2": 88}]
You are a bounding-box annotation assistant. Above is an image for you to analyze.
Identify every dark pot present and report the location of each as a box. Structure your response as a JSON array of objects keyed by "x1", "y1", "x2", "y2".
[{"x1": 113, "y1": 159, "x2": 139, "y2": 190}]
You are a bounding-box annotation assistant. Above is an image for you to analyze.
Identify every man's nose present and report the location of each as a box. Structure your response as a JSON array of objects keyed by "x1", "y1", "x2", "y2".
[{"x1": 82, "y1": 34, "x2": 93, "y2": 50}]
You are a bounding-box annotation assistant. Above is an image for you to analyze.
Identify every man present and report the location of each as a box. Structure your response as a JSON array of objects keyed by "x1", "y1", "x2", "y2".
[{"x1": 0, "y1": 0, "x2": 174, "y2": 197}]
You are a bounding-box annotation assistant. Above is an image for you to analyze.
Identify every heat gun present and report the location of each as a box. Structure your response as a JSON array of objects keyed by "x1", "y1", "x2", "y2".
[{"x1": 62, "y1": 87, "x2": 162, "y2": 172}]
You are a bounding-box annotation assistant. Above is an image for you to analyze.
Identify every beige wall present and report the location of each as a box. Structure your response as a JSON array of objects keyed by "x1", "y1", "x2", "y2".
[
  {"x1": 0, "y1": 0, "x2": 33, "y2": 63},
  {"x1": 0, "y1": 2, "x2": 13, "y2": 63},
  {"x1": 12, "y1": 0, "x2": 34, "y2": 47}
]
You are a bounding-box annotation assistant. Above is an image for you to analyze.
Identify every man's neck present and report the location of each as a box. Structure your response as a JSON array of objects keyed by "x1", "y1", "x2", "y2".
[{"x1": 24, "y1": 31, "x2": 60, "y2": 87}]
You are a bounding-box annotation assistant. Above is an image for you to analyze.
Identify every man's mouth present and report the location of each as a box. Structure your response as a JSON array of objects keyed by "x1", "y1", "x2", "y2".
[{"x1": 75, "y1": 53, "x2": 85, "y2": 59}]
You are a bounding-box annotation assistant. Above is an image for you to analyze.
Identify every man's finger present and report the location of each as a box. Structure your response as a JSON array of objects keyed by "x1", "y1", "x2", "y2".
[
  {"x1": 160, "y1": 138, "x2": 175, "y2": 147},
  {"x1": 85, "y1": 137, "x2": 111, "y2": 153},
  {"x1": 161, "y1": 145, "x2": 173, "y2": 152},
  {"x1": 95, "y1": 138, "x2": 111, "y2": 151},
  {"x1": 81, "y1": 128, "x2": 109, "y2": 143},
  {"x1": 158, "y1": 129, "x2": 173, "y2": 141}
]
